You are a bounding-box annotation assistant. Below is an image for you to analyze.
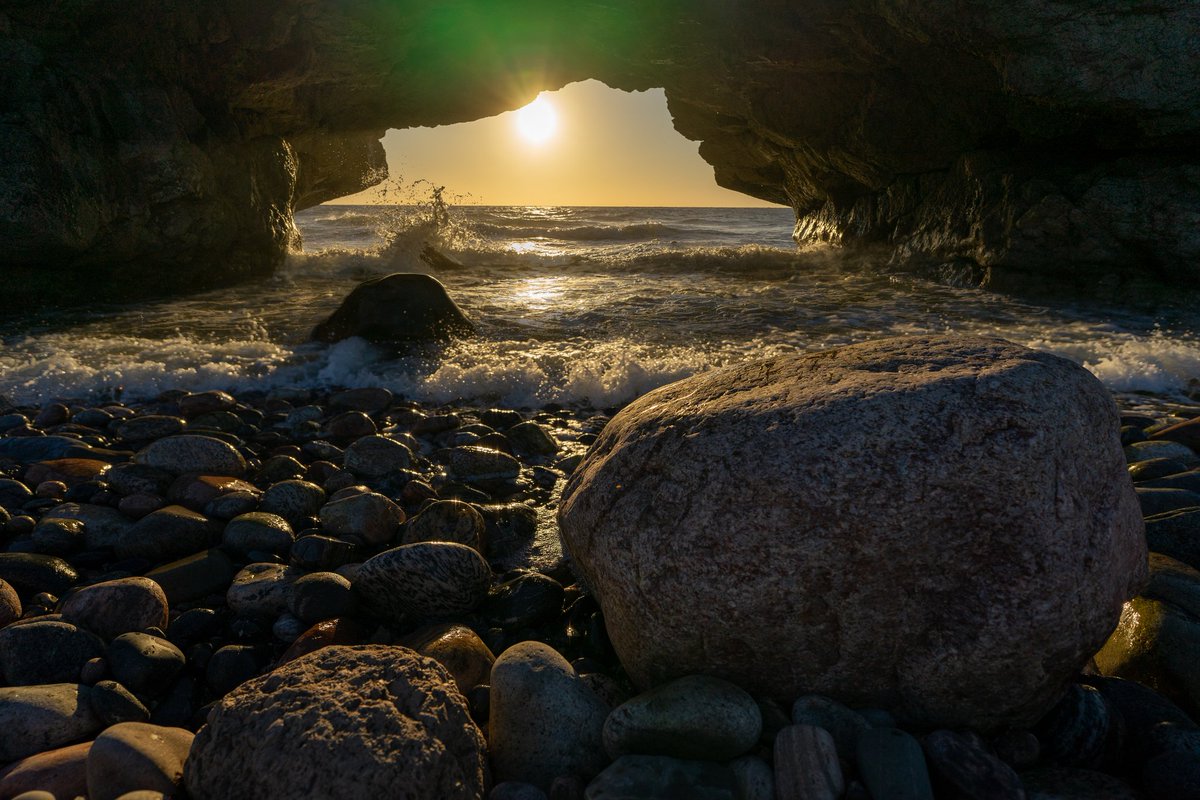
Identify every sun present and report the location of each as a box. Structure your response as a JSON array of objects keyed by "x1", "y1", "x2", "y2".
[{"x1": 515, "y1": 96, "x2": 558, "y2": 144}]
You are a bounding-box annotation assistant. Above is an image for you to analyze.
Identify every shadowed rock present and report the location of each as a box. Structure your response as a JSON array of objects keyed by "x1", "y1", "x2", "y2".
[{"x1": 311, "y1": 273, "x2": 475, "y2": 345}]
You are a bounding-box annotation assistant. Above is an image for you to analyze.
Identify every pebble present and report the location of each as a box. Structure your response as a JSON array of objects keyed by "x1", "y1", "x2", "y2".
[
  {"x1": 107, "y1": 632, "x2": 187, "y2": 699},
  {"x1": 278, "y1": 617, "x2": 375, "y2": 665},
  {"x1": 343, "y1": 434, "x2": 413, "y2": 476},
  {"x1": 325, "y1": 410, "x2": 377, "y2": 440},
  {"x1": 791, "y1": 694, "x2": 872, "y2": 765},
  {"x1": 205, "y1": 644, "x2": 265, "y2": 694},
  {"x1": 135, "y1": 435, "x2": 247, "y2": 477},
  {"x1": 31, "y1": 516, "x2": 85, "y2": 554},
  {"x1": 1131, "y1": 458, "x2": 1192, "y2": 481},
  {"x1": 118, "y1": 492, "x2": 167, "y2": 519},
  {"x1": 104, "y1": 463, "x2": 174, "y2": 496},
  {"x1": 402, "y1": 499, "x2": 487, "y2": 551},
  {"x1": 257, "y1": 454, "x2": 306, "y2": 484},
  {"x1": 203, "y1": 489, "x2": 260, "y2": 520},
  {"x1": 291, "y1": 534, "x2": 360, "y2": 571},
  {"x1": 1126, "y1": 440, "x2": 1199, "y2": 464},
  {"x1": 0, "y1": 741, "x2": 91, "y2": 800},
  {"x1": 1034, "y1": 684, "x2": 1114, "y2": 768},
  {"x1": 1137, "y1": 487, "x2": 1200, "y2": 516},
  {"x1": 923, "y1": 729, "x2": 1024, "y2": 800},
  {"x1": 0, "y1": 620, "x2": 105, "y2": 685},
  {"x1": 87, "y1": 722, "x2": 194, "y2": 800},
  {"x1": 489, "y1": 641, "x2": 610, "y2": 790},
  {"x1": 507, "y1": 421, "x2": 559, "y2": 455},
  {"x1": 227, "y1": 562, "x2": 302, "y2": 616},
  {"x1": 168, "y1": 474, "x2": 259, "y2": 512},
  {"x1": 116, "y1": 504, "x2": 218, "y2": 562},
  {"x1": 354, "y1": 542, "x2": 492, "y2": 623},
  {"x1": 60, "y1": 577, "x2": 169, "y2": 640},
  {"x1": 586, "y1": 755, "x2": 738, "y2": 800},
  {"x1": 729, "y1": 756, "x2": 775, "y2": 800},
  {"x1": 222, "y1": 511, "x2": 295, "y2": 555},
  {"x1": 90, "y1": 680, "x2": 151, "y2": 725},
  {"x1": 43, "y1": 501, "x2": 133, "y2": 550},
  {"x1": 177, "y1": 390, "x2": 236, "y2": 417},
  {"x1": 774, "y1": 724, "x2": 844, "y2": 800},
  {"x1": 0, "y1": 578, "x2": 21, "y2": 626},
  {"x1": 439, "y1": 445, "x2": 521, "y2": 484},
  {"x1": 0, "y1": 552, "x2": 76, "y2": 595},
  {"x1": 319, "y1": 491, "x2": 405, "y2": 545},
  {"x1": 0, "y1": 478, "x2": 34, "y2": 509},
  {"x1": 0, "y1": 684, "x2": 102, "y2": 762},
  {"x1": 260, "y1": 479, "x2": 325, "y2": 524},
  {"x1": 484, "y1": 571, "x2": 565, "y2": 628},
  {"x1": 603, "y1": 674, "x2": 762, "y2": 761},
  {"x1": 398, "y1": 623, "x2": 496, "y2": 693},
  {"x1": 330, "y1": 387, "x2": 393, "y2": 414},
  {"x1": 272, "y1": 612, "x2": 308, "y2": 642},
  {"x1": 856, "y1": 728, "x2": 934, "y2": 800},
  {"x1": 144, "y1": 548, "x2": 235, "y2": 604},
  {"x1": 288, "y1": 571, "x2": 355, "y2": 623},
  {"x1": 116, "y1": 415, "x2": 187, "y2": 442},
  {"x1": 27, "y1": 457, "x2": 110, "y2": 486}
]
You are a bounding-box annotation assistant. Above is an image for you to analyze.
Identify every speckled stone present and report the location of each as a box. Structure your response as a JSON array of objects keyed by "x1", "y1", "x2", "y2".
[
  {"x1": 559, "y1": 336, "x2": 1147, "y2": 729},
  {"x1": 399, "y1": 623, "x2": 496, "y2": 694},
  {"x1": 227, "y1": 563, "x2": 303, "y2": 617},
  {"x1": 603, "y1": 674, "x2": 761, "y2": 761},
  {"x1": 260, "y1": 480, "x2": 325, "y2": 525},
  {"x1": 0, "y1": 620, "x2": 105, "y2": 685},
  {"x1": 222, "y1": 512, "x2": 295, "y2": 555},
  {"x1": 319, "y1": 492, "x2": 405, "y2": 545},
  {"x1": 136, "y1": 435, "x2": 246, "y2": 477},
  {"x1": 402, "y1": 500, "x2": 486, "y2": 552},
  {"x1": 354, "y1": 542, "x2": 491, "y2": 623},
  {"x1": 60, "y1": 577, "x2": 169, "y2": 640},
  {"x1": 184, "y1": 646, "x2": 487, "y2": 799},
  {"x1": 343, "y1": 435, "x2": 413, "y2": 477},
  {"x1": 0, "y1": 552, "x2": 78, "y2": 595},
  {"x1": 116, "y1": 505, "x2": 219, "y2": 562}
]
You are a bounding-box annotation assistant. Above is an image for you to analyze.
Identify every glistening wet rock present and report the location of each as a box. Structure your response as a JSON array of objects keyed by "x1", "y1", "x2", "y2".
[
  {"x1": 311, "y1": 273, "x2": 475, "y2": 345},
  {"x1": 353, "y1": 542, "x2": 491, "y2": 623}
]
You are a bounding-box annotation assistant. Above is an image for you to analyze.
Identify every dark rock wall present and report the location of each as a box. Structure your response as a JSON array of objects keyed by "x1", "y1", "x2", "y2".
[{"x1": 2, "y1": 0, "x2": 1197, "y2": 298}]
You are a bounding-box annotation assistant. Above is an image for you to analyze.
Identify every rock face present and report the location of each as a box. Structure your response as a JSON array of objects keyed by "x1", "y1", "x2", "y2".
[
  {"x1": 184, "y1": 645, "x2": 488, "y2": 799},
  {"x1": 311, "y1": 273, "x2": 475, "y2": 344},
  {"x1": 3, "y1": 3, "x2": 1198, "y2": 300},
  {"x1": 558, "y1": 335, "x2": 1146, "y2": 729}
]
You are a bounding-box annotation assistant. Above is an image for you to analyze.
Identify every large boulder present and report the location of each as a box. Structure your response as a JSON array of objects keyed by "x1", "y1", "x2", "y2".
[
  {"x1": 311, "y1": 273, "x2": 475, "y2": 345},
  {"x1": 558, "y1": 335, "x2": 1146, "y2": 729},
  {"x1": 184, "y1": 645, "x2": 488, "y2": 799}
]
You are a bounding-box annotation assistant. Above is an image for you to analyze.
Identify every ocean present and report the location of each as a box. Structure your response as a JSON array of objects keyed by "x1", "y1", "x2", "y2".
[{"x1": 3, "y1": 202, "x2": 1200, "y2": 411}]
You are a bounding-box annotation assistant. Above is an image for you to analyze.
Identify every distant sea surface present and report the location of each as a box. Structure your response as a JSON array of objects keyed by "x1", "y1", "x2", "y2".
[{"x1": 3, "y1": 204, "x2": 1200, "y2": 410}]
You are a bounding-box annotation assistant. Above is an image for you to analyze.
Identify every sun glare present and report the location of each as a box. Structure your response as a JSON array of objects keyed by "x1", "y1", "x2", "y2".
[{"x1": 515, "y1": 96, "x2": 558, "y2": 145}]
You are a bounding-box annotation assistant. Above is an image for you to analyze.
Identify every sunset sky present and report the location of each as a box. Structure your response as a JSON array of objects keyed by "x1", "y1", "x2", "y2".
[{"x1": 333, "y1": 80, "x2": 782, "y2": 208}]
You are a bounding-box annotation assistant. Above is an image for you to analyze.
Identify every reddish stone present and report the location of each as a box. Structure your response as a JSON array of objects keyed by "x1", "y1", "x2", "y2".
[
  {"x1": 279, "y1": 617, "x2": 376, "y2": 665},
  {"x1": 168, "y1": 474, "x2": 259, "y2": 512},
  {"x1": 0, "y1": 740, "x2": 92, "y2": 799},
  {"x1": 25, "y1": 458, "x2": 111, "y2": 488},
  {"x1": 1150, "y1": 417, "x2": 1200, "y2": 453}
]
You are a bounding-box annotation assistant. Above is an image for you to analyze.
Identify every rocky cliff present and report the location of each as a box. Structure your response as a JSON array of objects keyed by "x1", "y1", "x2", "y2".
[{"x1": 2, "y1": 0, "x2": 1197, "y2": 300}]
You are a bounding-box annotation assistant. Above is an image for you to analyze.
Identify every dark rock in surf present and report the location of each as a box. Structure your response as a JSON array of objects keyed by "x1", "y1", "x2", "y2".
[{"x1": 310, "y1": 273, "x2": 475, "y2": 345}]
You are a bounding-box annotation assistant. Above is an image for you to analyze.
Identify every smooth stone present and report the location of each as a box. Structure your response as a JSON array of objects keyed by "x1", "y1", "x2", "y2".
[
  {"x1": 330, "y1": 387, "x2": 394, "y2": 415},
  {"x1": 206, "y1": 644, "x2": 266, "y2": 694},
  {"x1": 0, "y1": 436, "x2": 108, "y2": 463},
  {"x1": 325, "y1": 410, "x2": 376, "y2": 440},
  {"x1": 116, "y1": 416, "x2": 187, "y2": 442},
  {"x1": 107, "y1": 632, "x2": 186, "y2": 699},
  {"x1": 1094, "y1": 596, "x2": 1200, "y2": 713},
  {"x1": 260, "y1": 480, "x2": 325, "y2": 525},
  {"x1": 585, "y1": 755, "x2": 737, "y2": 800},
  {"x1": 310, "y1": 273, "x2": 475, "y2": 345},
  {"x1": 490, "y1": 641, "x2": 610, "y2": 790},
  {"x1": 287, "y1": 571, "x2": 355, "y2": 624},
  {"x1": 1087, "y1": 676, "x2": 1196, "y2": 757},
  {"x1": 144, "y1": 548, "x2": 235, "y2": 604},
  {"x1": 343, "y1": 435, "x2": 413, "y2": 477},
  {"x1": 791, "y1": 695, "x2": 872, "y2": 764},
  {"x1": 0, "y1": 552, "x2": 78, "y2": 595},
  {"x1": 167, "y1": 474, "x2": 258, "y2": 512},
  {"x1": 0, "y1": 579, "x2": 21, "y2": 626},
  {"x1": 0, "y1": 478, "x2": 34, "y2": 510},
  {"x1": 490, "y1": 782, "x2": 548, "y2": 800},
  {"x1": 202, "y1": 489, "x2": 259, "y2": 520},
  {"x1": 923, "y1": 728, "x2": 1024, "y2": 800},
  {"x1": 402, "y1": 499, "x2": 486, "y2": 551},
  {"x1": 603, "y1": 674, "x2": 761, "y2": 761},
  {"x1": 0, "y1": 620, "x2": 105, "y2": 685},
  {"x1": 90, "y1": 680, "x2": 151, "y2": 725},
  {"x1": 728, "y1": 756, "x2": 775, "y2": 800},
  {"x1": 223, "y1": 511, "x2": 295, "y2": 555},
  {"x1": 257, "y1": 455, "x2": 306, "y2": 484},
  {"x1": 354, "y1": 542, "x2": 492, "y2": 623},
  {"x1": 439, "y1": 445, "x2": 521, "y2": 484},
  {"x1": 1138, "y1": 487, "x2": 1200, "y2": 517},
  {"x1": 176, "y1": 390, "x2": 236, "y2": 417},
  {"x1": 507, "y1": 421, "x2": 558, "y2": 455},
  {"x1": 116, "y1": 505, "x2": 218, "y2": 562},
  {"x1": 1131, "y1": 458, "x2": 1192, "y2": 482},
  {"x1": 1033, "y1": 684, "x2": 1113, "y2": 768},
  {"x1": 773, "y1": 725, "x2": 844, "y2": 800},
  {"x1": 484, "y1": 572, "x2": 565, "y2": 628},
  {"x1": 226, "y1": 563, "x2": 302, "y2": 616},
  {"x1": 60, "y1": 577, "x2": 169, "y2": 640},
  {"x1": 119, "y1": 492, "x2": 167, "y2": 519},
  {"x1": 1142, "y1": 750, "x2": 1200, "y2": 800},
  {"x1": 104, "y1": 464, "x2": 174, "y2": 496},
  {"x1": 856, "y1": 728, "x2": 934, "y2": 800},
  {"x1": 184, "y1": 645, "x2": 487, "y2": 798},
  {"x1": 1145, "y1": 508, "x2": 1200, "y2": 570},
  {"x1": 1146, "y1": 720, "x2": 1200, "y2": 759},
  {"x1": 398, "y1": 623, "x2": 496, "y2": 694},
  {"x1": 0, "y1": 741, "x2": 92, "y2": 800},
  {"x1": 136, "y1": 435, "x2": 246, "y2": 477},
  {"x1": 25, "y1": 458, "x2": 110, "y2": 487},
  {"x1": 43, "y1": 501, "x2": 134, "y2": 550},
  {"x1": 1127, "y1": 440, "x2": 1199, "y2": 464},
  {"x1": 1150, "y1": 418, "x2": 1200, "y2": 451},
  {"x1": 1139, "y1": 469, "x2": 1200, "y2": 493},
  {"x1": 87, "y1": 722, "x2": 194, "y2": 800},
  {"x1": 319, "y1": 491, "x2": 404, "y2": 545},
  {"x1": 278, "y1": 617, "x2": 376, "y2": 665},
  {"x1": 291, "y1": 534, "x2": 360, "y2": 571},
  {"x1": 30, "y1": 516, "x2": 84, "y2": 554},
  {"x1": 0, "y1": 684, "x2": 102, "y2": 762},
  {"x1": 1019, "y1": 767, "x2": 1137, "y2": 799},
  {"x1": 273, "y1": 612, "x2": 308, "y2": 642}
]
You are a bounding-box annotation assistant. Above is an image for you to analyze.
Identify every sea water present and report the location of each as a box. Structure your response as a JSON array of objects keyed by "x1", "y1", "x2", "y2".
[{"x1": 2, "y1": 202, "x2": 1199, "y2": 410}]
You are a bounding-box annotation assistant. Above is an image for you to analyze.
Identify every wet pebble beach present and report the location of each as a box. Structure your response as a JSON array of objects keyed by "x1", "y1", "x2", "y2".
[{"x1": 0, "y1": 383, "x2": 1198, "y2": 799}]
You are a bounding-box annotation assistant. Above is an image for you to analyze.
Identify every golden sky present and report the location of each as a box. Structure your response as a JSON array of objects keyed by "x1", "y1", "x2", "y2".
[{"x1": 332, "y1": 80, "x2": 782, "y2": 208}]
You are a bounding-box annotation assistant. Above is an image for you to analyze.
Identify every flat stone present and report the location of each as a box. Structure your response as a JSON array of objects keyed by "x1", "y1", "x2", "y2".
[
  {"x1": 319, "y1": 491, "x2": 404, "y2": 545},
  {"x1": 223, "y1": 511, "x2": 295, "y2": 555},
  {"x1": 354, "y1": 542, "x2": 492, "y2": 623},
  {"x1": 136, "y1": 435, "x2": 246, "y2": 477},
  {"x1": 603, "y1": 674, "x2": 762, "y2": 761},
  {"x1": 177, "y1": 391, "x2": 236, "y2": 418},
  {"x1": 585, "y1": 755, "x2": 738, "y2": 800},
  {"x1": 116, "y1": 504, "x2": 219, "y2": 562},
  {"x1": 856, "y1": 728, "x2": 934, "y2": 800},
  {"x1": 490, "y1": 641, "x2": 610, "y2": 791},
  {"x1": 343, "y1": 435, "x2": 413, "y2": 477},
  {"x1": 402, "y1": 499, "x2": 486, "y2": 552},
  {"x1": 0, "y1": 620, "x2": 105, "y2": 685},
  {"x1": 0, "y1": 684, "x2": 102, "y2": 762},
  {"x1": 87, "y1": 722, "x2": 194, "y2": 800},
  {"x1": 0, "y1": 741, "x2": 92, "y2": 800},
  {"x1": 1138, "y1": 487, "x2": 1200, "y2": 517},
  {"x1": 145, "y1": 548, "x2": 235, "y2": 604},
  {"x1": 60, "y1": 577, "x2": 169, "y2": 640},
  {"x1": 184, "y1": 645, "x2": 487, "y2": 799},
  {"x1": 398, "y1": 623, "x2": 496, "y2": 694},
  {"x1": 227, "y1": 563, "x2": 302, "y2": 616}
]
